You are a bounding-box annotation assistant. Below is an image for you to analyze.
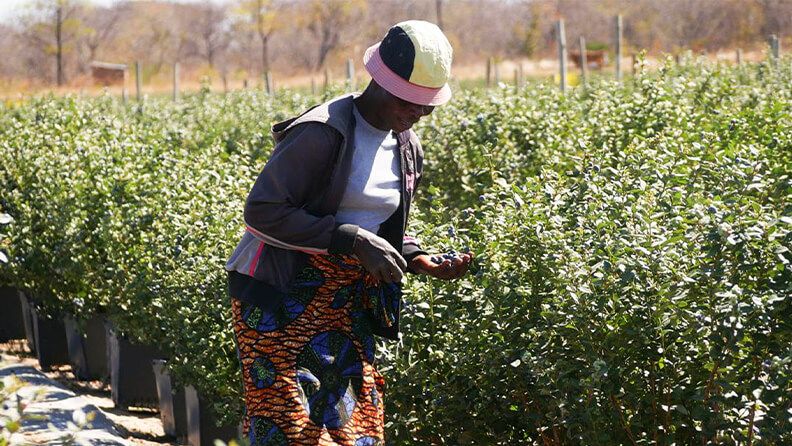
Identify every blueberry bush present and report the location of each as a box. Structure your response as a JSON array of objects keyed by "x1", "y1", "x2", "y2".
[{"x1": 1, "y1": 58, "x2": 789, "y2": 444}]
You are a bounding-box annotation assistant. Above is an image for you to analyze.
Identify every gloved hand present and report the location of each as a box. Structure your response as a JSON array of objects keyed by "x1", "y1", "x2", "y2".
[{"x1": 353, "y1": 228, "x2": 407, "y2": 284}]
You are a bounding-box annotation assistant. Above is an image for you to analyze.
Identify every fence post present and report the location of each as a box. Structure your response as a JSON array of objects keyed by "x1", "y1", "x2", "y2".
[
  {"x1": 518, "y1": 62, "x2": 524, "y2": 88},
  {"x1": 135, "y1": 61, "x2": 141, "y2": 102},
  {"x1": 265, "y1": 71, "x2": 273, "y2": 95},
  {"x1": 615, "y1": 15, "x2": 623, "y2": 82},
  {"x1": 579, "y1": 36, "x2": 588, "y2": 86},
  {"x1": 243, "y1": 78, "x2": 248, "y2": 89},
  {"x1": 172, "y1": 63, "x2": 179, "y2": 101},
  {"x1": 222, "y1": 71, "x2": 228, "y2": 93},
  {"x1": 346, "y1": 58, "x2": 355, "y2": 90},
  {"x1": 311, "y1": 77, "x2": 317, "y2": 95},
  {"x1": 122, "y1": 69, "x2": 128, "y2": 103},
  {"x1": 769, "y1": 34, "x2": 780, "y2": 66},
  {"x1": 736, "y1": 48, "x2": 743, "y2": 66},
  {"x1": 486, "y1": 58, "x2": 492, "y2": 87},
  {"x1": 324, "y1": 67, "x2": 330, "y2": 92},
  {"x1": 556, "y1": 19, "x2": 567, "y2": 93}
]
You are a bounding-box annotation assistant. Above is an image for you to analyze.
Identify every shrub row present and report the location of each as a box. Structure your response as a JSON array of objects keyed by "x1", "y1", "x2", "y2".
[{"x1": 1, "y1": 58, "x2": 790, "y2": 444}]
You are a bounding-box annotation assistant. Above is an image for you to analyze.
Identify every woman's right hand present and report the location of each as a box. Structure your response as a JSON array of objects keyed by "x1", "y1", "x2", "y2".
[{"x1": 353, "y1": 228, "x2": 407, "y2": 284}]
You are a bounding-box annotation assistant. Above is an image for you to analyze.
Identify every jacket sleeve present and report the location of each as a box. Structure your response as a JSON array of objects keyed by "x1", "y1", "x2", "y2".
[
  {"x1": 403, "y1": 131, "x2": 429, "y2": 272},
  {"x1": 244, "y1": 122, "x2": 359, "y2": 255}
]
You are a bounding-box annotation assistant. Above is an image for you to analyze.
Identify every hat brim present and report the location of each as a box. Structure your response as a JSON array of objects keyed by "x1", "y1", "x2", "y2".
[{"x1": 363, "y1": 43, "x2": 452, "y2": 107}]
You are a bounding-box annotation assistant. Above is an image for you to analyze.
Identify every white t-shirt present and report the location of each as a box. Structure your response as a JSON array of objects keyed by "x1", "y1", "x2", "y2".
[{"x1": 334, "y1": 105, "x2": 402, "y2": 234}]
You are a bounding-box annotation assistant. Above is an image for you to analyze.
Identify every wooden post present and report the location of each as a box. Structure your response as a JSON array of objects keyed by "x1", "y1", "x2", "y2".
[
  {"x1": 135, "y1": 61, "x2": 141, "y2": 101},
  {"x1": 769, "y1": 34, "x2": 780, "y2": 66},
  {"x1": 556, "y1": 19, "x2": 567, "y2": 93},
  {"x1": 736, "y1": 48, "x2": 743, "y2": 66},
  {"x1": 324, "y1": 67, "x2": 330, "y2": 91},
  {"x1": 172, "y1": 62, "x2": 179, "y2": 101},
  {"x1": 631, "y1": 53, "x2": 637, "y2": 76},
  {"x1": 518, "y1": 62, "x2": 524, "y2": 88},
  {"x1": 346, "y1": 58, "x2": 355, "y2": 90},
  {"x1": 513, "y1": 68, "x2": 519, "y2": 87},
  {"x1": 222, "y1": 72, "x2": 228, "y2": 93},
  {"x1": 243, "y1": 78, "x2": 248, "y2": 89},
  {"x1": 486, "y1": 58, "x2": 492, "y2": 87},
  {"x1": 579, "y1": 36, "x2": 588, "y2": 86},
  {"x1": 311, "y1": 77, "x2": 317, "y2": 95},
  {"x1": 265, "y1": 71, "x2": 273, "y2": 95},
  {"x1": 615, "y1": 15, "x2": 623, "y2": 82}
]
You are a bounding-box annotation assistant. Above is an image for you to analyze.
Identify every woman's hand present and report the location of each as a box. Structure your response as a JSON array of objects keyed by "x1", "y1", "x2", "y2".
[
  {"x1": 354, "y1": 228, "x2": 408, "y2": 284},
  {"x1": 409, "y1": 252, "x2": 474, "y2": 280}
]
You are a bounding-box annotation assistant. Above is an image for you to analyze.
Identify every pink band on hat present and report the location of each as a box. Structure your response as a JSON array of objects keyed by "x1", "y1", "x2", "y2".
[{"x1": 364, "y1": 43, "x2": 452, "y2": 106}]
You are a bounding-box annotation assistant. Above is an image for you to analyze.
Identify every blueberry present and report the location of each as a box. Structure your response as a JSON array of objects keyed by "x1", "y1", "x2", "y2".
[
  {"x1": 431, "y1": 256, "x2": 442, "y2": 264},
  {"x1": 462, "y1": 246, "x2": 471, "y2": 254},
  {"x1": 448, "y1": 226, "x2": 456, "y2": 237},
  {"x1": 479, "y1": 195, "x2": 486, "y2": 203},
  {"x1": 707, "y1": 205, "x2": 717, "y2": 214}
]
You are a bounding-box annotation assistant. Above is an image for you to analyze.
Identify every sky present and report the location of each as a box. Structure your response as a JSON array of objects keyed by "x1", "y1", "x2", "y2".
[{"x1": 0, "y1": 0, "x2": 230, "y2": 22}]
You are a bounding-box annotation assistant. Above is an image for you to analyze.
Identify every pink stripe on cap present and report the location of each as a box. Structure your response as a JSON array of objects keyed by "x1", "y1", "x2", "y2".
[{"x1": 364, "y1": 43, "x2": 452, "y2": 107}]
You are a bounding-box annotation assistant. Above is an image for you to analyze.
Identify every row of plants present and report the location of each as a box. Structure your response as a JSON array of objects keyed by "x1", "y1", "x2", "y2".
[{"x1": 1, "y1": 57, "x2": 790, "y2": 444}]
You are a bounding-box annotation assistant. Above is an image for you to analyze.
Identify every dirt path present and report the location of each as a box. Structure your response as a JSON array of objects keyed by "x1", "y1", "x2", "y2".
[{"x1": 1, "y1": 340, "x2": 179, "y2": 446}]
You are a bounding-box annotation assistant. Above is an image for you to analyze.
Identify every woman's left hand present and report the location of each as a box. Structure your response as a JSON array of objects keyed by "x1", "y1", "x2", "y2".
[{"x1": 409, "y1": 252, "x2": 474, "y2": 280}]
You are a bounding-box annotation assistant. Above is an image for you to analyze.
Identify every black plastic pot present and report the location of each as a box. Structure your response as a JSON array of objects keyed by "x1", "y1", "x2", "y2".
[
  {"x1": 64, "y1": 315, "x2": 108, "y2": 381},
  {"x1": 0, "y1": 286, "x2": 25, "y2": 342},
  {"x1": 30, "y1": 304, "x2": 69, "y2": 371},
  {"x1": 18, "y1": 291, "x2": 36, "y2": 353},
  {"x1": 152, "y1": 359, "x2": 188, "y2": 439},
  {"x1": 185, "y1": 385, "x2": 240, "y2": 446},
  {"x1": 105, "y1": 322, "x2": 163, "y2": 409}
]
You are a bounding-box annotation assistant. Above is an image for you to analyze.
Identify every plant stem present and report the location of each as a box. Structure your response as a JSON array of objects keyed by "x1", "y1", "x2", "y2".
[{"x1": 610, "y1": 394, "x2": 638, "y2": 446}]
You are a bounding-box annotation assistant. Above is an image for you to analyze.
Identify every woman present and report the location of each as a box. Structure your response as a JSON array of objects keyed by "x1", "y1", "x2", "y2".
[{"x1": 225, "y1": 20, "x2": 473, "y2": 445}]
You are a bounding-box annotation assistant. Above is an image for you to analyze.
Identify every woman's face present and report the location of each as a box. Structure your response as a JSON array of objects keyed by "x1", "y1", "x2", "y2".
[{"x1": 382, "y1": 90, "x2": 435, "y2": 133}]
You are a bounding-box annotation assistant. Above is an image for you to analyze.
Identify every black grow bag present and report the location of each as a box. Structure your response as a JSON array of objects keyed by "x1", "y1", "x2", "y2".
[
  {"x1": 185, "y1": 385, "x2": 240, "y2": 446},
  {"x1": 30, "y1": 304, "x2": 69, "y2": 371},
  {"x1": 64, "y1": 315, "x2": 108, "y2": 381},
  {"x1": 18, "y1": 291, "x2": 36, "y2": 353},
  {"x1": 105, "y1": 322, "x2": 163, "y2": 409},
  {"x1": 0, "y1": 286, "x2": 25, "y2": 342},
  {"x1": 152, "y1": 359, "x2": 188, "y2": 439}
]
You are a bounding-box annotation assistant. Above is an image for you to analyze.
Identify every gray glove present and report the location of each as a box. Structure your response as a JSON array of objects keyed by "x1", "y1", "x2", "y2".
[{"x1": 353, "y1": 228, "x2": 407, "y2": 283}]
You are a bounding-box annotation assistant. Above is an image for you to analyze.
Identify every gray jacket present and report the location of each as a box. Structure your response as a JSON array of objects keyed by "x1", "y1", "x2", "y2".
[{"x1": 225, "y1": 94, "x2": 426, "y2": 296}]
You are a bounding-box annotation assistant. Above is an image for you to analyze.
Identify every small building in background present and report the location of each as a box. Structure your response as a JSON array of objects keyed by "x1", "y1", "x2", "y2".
[
  {"x1": 90, "y1": 62, "x2": 127, "y2": 86},
  {"x1": 569, "y1": 50, "x2": 609, "y2": 70}
]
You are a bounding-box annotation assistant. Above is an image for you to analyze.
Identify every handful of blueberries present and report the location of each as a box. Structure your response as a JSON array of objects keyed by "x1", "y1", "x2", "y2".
[{"x1": 430, "y1": 247, "x2": 471, "y2": 265}]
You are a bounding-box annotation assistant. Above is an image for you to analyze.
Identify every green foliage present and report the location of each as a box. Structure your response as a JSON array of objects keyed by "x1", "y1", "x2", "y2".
[{"x1": 0, "y1": 58, "x2": 790, "y2": 442}]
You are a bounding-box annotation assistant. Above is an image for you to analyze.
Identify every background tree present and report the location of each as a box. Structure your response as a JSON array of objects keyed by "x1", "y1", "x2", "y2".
[
  {"x1": 79, "y1": 3, "x2": 124, "y2": 72},
  {"x1": 194, "y1": 1, "x2": 230, "y2": 69},
  {"x1": 236, "y1": 0, "x2": 279, "y2": 75},
  {"x1": 22, "y1": 0, "x2": 86, "y2": 85},
  {"x1": 306, "y1": 0, "x2": 366, "y2": 71}
]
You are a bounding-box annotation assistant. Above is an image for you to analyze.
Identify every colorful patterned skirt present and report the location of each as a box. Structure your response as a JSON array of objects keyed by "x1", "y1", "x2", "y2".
[{"x1": 231, "y1": 254, "x2": 400, "y2": 446}]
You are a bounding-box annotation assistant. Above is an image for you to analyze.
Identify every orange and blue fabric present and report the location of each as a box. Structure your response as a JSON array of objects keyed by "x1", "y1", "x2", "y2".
[{"x1": 231, "y1": 253, "x2": 400, "y2": 446}]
